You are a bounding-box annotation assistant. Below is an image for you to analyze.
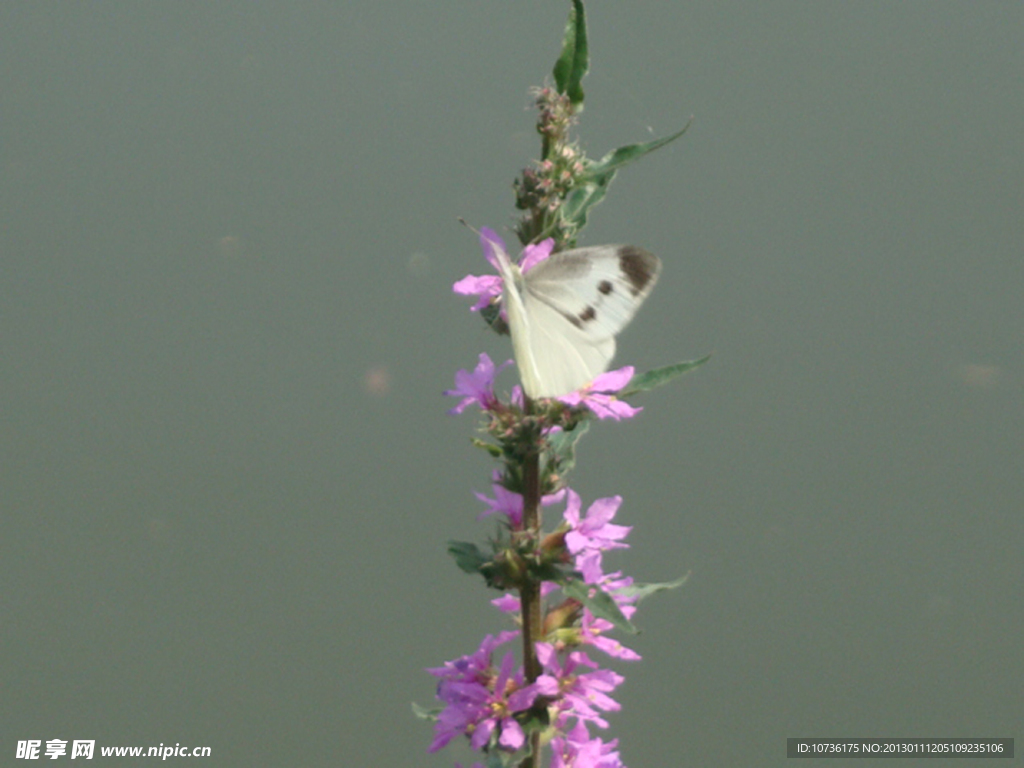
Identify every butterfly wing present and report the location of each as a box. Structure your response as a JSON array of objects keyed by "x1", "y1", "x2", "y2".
[
  {"x1": 515, "y1": 292, "x2": 617, "y2": 398},
  {"x1": 518, "y1": 245, "x2": 661, "y2": 398}
]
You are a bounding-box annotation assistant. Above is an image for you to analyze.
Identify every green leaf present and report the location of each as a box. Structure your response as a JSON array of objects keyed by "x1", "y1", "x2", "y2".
[
  {"x1": 620, "y1": 573, "x2": 690, "y2": 603},
  {"x1": 559, "y1": 119, "x2": 692, "y2": 236},
  {"x1": 447, "y1": 540, "x2": 490, "y2": 574},
  {"x1": 559, "y1": 175, "x2": 614, "y2": 235},
  {"x1": 529, "y1": 560, "x2": 576, "y2": 584},
  {"x1": 470, "y1": 437, "x2": 502, "y2": 458},
  {"x1": 563, "y1": 579, "x2": 638, "y2": 635},
  {"x1": 552, "y1": 0, "x2": 588, "y2": 106},
  {"x1": 543, "y1": 420, "x2": 589, "y2": 478},
  {"x1": 619, "y1": 354, "x2": 712, "y2": 397},
  {"x1": 411, "y1": 701, "x2": 441, "y2": 721},
  {"x1": 585, "y1": 118, "x2": 693, "y2": 178}
]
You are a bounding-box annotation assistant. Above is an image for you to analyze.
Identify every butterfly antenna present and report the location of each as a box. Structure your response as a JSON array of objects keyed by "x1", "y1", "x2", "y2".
[{"x1": 457, "y1": 217, "x2": 482, "y2": 237}]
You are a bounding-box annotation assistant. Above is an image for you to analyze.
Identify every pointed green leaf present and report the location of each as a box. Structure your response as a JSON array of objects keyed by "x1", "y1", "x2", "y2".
[
  {"x1": 552, "y1": 0, "x2": 588, "y2": 106},
  {"x1": 447, "y1": 540, "x2": 489, "y2": 574},
  {"x1": 559, "y1": 120, "x2": 691, "y2": 235},
  {"x1": 620, "y1": 572, "x2": 690, "y2": 603},
  {"x1": 470, "y1": 437, "x2": 502, "y2": 458},
  {"x1": 586, "y1": 118, "x2": 693, "y2": 178},
  {"x1": 544, "y1": 420, "x2": 589, "y2": 477},
  {"x1": 559, "y1": 174, "x2": 614, "y2": 234},
  {"x1": 411, "y1": 701, "x2": 442, "y2": 721},
  {"x1": 563, "y1": 579, "x2": 638, "y2": 634},
  {"x1": 619, "y1": 354, "x2": 712, "y2": 397}
]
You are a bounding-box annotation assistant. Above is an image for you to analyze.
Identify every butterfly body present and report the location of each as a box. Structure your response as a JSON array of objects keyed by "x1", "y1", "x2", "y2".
[{"x1": 491, "y1": 240, "x2": 661, "y2": 399}]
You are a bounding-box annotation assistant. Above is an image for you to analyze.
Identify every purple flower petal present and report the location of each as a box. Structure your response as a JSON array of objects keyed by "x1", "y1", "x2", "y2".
[
  {"x1": 444, "y1": 353, "x2": 511, "y2": 414},
  {"x1": 557, "y1": 367, "x2": 641, "y2": 421}
]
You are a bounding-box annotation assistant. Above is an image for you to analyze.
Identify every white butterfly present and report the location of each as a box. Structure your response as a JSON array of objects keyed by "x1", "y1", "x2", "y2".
[{"x1": 487, "y1": 233, "x2": 661, "y2": 399}]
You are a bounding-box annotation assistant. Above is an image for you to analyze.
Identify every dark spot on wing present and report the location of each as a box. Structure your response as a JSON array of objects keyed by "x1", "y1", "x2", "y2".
[
  {"x1": 563, "y1": 305, "x2": 597, "y2": 329},
  {"x1": 598, "y1": 280, "x2": 613, "y2": 295},
  {"x1": 618, "y1": 246, "x2": 659, "y2": 296}
]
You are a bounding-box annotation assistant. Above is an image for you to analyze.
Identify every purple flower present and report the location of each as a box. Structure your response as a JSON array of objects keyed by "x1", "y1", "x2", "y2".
[
  {"x1": 517, "y1": 236, "x2": 556, "y2": 272},
  {"x1": 427, "y1": 631, "x2": 519, "y2": 685},
  {"x1": 551, "y1": 720, "x2": 624, "y2": 768},
  {"x1": 491, "y1": 593, "x2": 521, "y2": 614},
  {"x1": 445, "y1": 353, "x2": 512, "y2": 414},
  {"x1": 510, "y1": 384, "x2": 525, "y2": 410},
  {"x1": 562, "y1": 490, "x2": 631, "y2": 556},
  {"x1": 478, "y1": 227, "x2": 555, "y2": 276},
  {"x1": 453, "y1": 227, "x2": 555, "y2": 314},
  {"x1": 557, "y1": 367, "x2": 641, "y2": 420},
  {"x1": 572, "y1": 559, "x2": 641, "y2": 661},
  {"x1": 491, "y1": 581, "x2": 559, "y2": 615},
  {"x1": 575, "y1": 550, "x2": 606, "y2": 585},
  {"x1": 579, "y1": 607, "x2": 641, "y2": 662},
  {"x1": 576, "y1": 574, "x2": 640, "y2": 662},
  {"x1": 533, "y1": 643, "x2": 624, "y2": 729},
  {"x1": 452, "y1": 272, "x2": 502, "y2": 312},
  {"x1": 475, "y1": 472, "x2": 566, "y2": 527},
  {"x1": 428, "y1": 637, "x2": 536, "y2": 753}
]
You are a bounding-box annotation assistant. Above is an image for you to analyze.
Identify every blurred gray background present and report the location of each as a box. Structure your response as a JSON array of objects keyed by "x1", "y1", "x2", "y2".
[{"x1": 1, "y1": 2, "x2": 1020, "y2": 766}]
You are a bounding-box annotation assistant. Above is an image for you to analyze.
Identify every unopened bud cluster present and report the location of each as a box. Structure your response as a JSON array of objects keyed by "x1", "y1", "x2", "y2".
[{"x1": 514, "y1": 87, "x2": 587, "y2": 246}]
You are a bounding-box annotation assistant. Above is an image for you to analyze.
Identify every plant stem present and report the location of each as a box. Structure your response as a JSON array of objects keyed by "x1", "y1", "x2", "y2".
[
  {"x1": 519, "y1": 409, "x2": 543, "y2": 767},
  {"x1": 520, "y1": 447, "x2": 542, "y2": 679}
]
